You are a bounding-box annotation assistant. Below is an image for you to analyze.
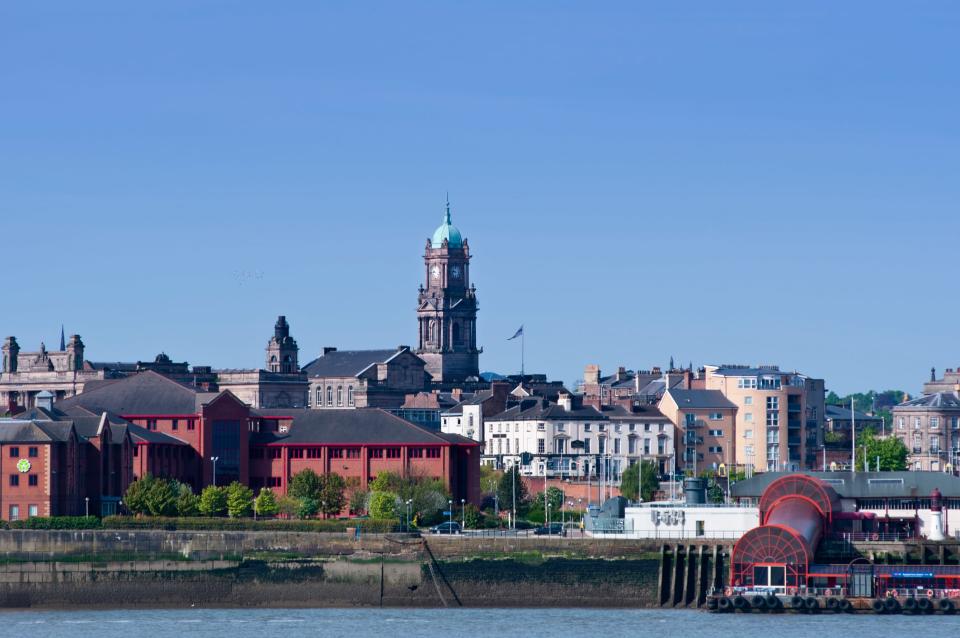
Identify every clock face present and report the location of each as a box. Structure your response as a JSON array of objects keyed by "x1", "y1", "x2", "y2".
[
  {"x1": 431, "y1": 265, "x2": 440, "y2": 280},
  {"x1": 451, "y1": 265, "x2": 461, "y2": 279}
]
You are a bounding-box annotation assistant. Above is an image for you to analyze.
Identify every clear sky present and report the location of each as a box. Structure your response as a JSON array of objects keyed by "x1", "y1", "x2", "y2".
[{"x1": 2, "y1": 2, "x2": 957, "y2": 396}]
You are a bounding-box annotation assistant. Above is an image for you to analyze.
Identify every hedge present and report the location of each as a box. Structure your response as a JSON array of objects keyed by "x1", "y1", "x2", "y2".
[
  {"x1": 3, "y1": 516, "x2": 102, "y2": 530},
  {"x1": 101, "y1": 516, "x2": 399, "y2": 533}
]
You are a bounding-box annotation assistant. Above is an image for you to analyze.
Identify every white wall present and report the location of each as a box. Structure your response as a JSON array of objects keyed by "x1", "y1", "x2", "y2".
[{"x1": 591, "y1": 504, "x2": 758, "y2": 540}]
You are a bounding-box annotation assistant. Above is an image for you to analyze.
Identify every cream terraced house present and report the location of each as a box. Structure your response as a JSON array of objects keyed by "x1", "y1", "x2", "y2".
[{"x1": 482, "y1": 392, "x2": 675, "y2": 480}]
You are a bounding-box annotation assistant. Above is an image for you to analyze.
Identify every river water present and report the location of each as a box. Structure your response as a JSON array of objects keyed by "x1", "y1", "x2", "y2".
[{"x1": 3, "y1": 608, "x2": 959, "y2": 637}]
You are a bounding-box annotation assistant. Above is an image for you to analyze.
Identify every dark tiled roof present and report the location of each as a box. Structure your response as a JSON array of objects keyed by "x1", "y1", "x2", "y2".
[
  {"x1": 896, "y1": 392, "x2": 960, "y2": 409},
  {"x1": 487, "y1": 399, "x2": 605, "y2": 422},
  {"x1": 825, "y1": 405, "x2": 881, "y2": 421},
  {"x1": 711, "y1": 365, "x2": 784, "y2": 376},
  {"x1": 0, "y1": 420, "x2": 74, "y2": 443},
  {"x1": 57, "y1": 370, "x2": 203, "y2": 414},
  {"x1": 301, "y1": 349, "x2": 400, "y2": 378},
  {"x1": 666, "y1": 389, "x2": 737, "y2": 410},
  {"x1": 732, "y1": 471, "x2": 960, "y2": 499},
  {"x1": 599, "y1": 404, "x2": 671, "y2": 421},
  {"x1": 251, "y1": 408, "x2": 476, "y2": 446}
]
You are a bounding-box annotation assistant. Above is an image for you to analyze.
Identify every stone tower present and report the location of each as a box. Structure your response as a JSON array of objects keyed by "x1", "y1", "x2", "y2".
[
  {"x1": 416, "y1": 201, "x2": 480, "y2": 384},
  {"x1": 2, "y1": 337, "x2": 19, "y2": 373},
  {"x1": 266, "y1": 316, "x2": 299, "y2": 373}
]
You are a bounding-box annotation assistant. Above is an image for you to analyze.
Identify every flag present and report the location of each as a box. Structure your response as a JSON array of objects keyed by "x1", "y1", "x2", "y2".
[{"x1": 507, "y1": 325, "x2": 524, "y2": 340}]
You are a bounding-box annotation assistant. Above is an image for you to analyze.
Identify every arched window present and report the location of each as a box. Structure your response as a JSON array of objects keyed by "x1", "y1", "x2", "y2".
[
  {"x1": 315, "y1": 388, "x2": 322, "y2": 406},
  {"x1": 452, "y1": 322, "x2": 461, "y2": 343},
  {"x1": 326, "y1": 386, "x2": 333, "y2": 406},
  {"x1": 347, "y1": 385, "x2": 354, "y2": 407},
  {"x1": 429, "y1": 320, "x2": 436, "y2": 344},
  {"x1": 269, "y1": 355, "x2": 278, "y2": 372},
  {"x1": 282, "y1": 354, "x2": 292, "y2": 373},
  {"x1": 337, "y1": 386, "x2": 343, "y2": 407}
]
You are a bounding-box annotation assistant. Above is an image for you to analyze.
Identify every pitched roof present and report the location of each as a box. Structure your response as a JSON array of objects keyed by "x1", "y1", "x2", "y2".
[
  {"x1": 665, "y1": 389, "x2": 736, "y2": 410},
  {"x1": 57, "y1": 370, "x2": 204, "y2": 415},
  {"x1": 301, "y1": 349, "x2": 401, "y2": 378},
  {"x1": 825, "y1": 405, "x2": 881, "y2": 422},
  {"x1": 251, "y1": 408, "x2": 477, "y2": 446},
  {"x1": 731, "y1": 471, "x2": 960, "y2": 499},
  {"x1": 0, "y1": 419, "x2": 74, "y2": 443},
  {"x1": 896, "y1": 392, "x2": 960, "y2": 409},
  {"x1": 487, "y1": 398, "x2": 606, "y2": 422},
  {"x1": 599, "y1": 404, "x2": 671, "y2": 421}
]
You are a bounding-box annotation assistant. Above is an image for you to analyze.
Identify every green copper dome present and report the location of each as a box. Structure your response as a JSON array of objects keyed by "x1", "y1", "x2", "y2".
[{"x1": 431, "y1": 202, "x2": 463, "y2": 248}]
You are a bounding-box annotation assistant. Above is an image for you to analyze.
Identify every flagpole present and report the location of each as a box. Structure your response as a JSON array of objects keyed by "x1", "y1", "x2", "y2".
[{"x1": 521, "y1": 329, "x2": 525, "y2": 381}]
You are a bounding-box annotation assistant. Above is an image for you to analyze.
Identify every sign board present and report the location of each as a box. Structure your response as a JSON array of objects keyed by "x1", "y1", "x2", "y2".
[{"x1": 442, "y1": 510, "x2": 452, "y2": 516}]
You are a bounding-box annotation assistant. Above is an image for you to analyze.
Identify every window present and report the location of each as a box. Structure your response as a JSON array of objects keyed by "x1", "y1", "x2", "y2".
[
  {"x1": 738, "y1": 378, "x2": 757, "y2": 389},
  {"x1": 744, "y1": 429, "x2": 753, "y2": 439},
  {"x1": 709, "y1": 412, "x2": 723, "y2": 421},
  {"x1": 744, "y1": 396, "x2": 753, "y2": 406},
  {"x1": 644, "y1": 423, "x2": 650, "y2": 432},
  {"x1": 555, "y1": 439, "x2": 566, "y2": 454},
  {"x1": 269, "y1": 448, "x2": 282, "y2": 459},
  {"x1": 267, "y1": 477, "x2": 281, "y2": 487},
  {"x1": 316, "y1": 388, "x2": 323, "y2": 406},
  {"x1": 346, "y1": 386, "x2": 354, "y2": 407},
  {"x1": 28, "y1": 475, "x2": 37, "y2": 487},
  {"x1": 629, "y1": 424, "x2": 635, "y2": 432},
  {"x1": 931, "y1": 436, "x2": 940, "y2": 453},
  {"x1": 557, "y1": 423, "x2": 565, "y2": 432},
  {"x1": 745, "y1": 444, "x2": 754, "y2": 456},
  {"x1": 598, "y1": 438, "x2": 606, "y2": 454},
  {"x1": 8, "y1": 505, "x2": 18, "y2": 521},
  {"x1": 709, "y1": 429, "x2": 723, "y2": 437},
  {"x1": 628, "y1": 438, "x2": 637, "y2": 454},
  {"x1": 345, "y1": 448, "x2": 361, "y2": 459},
  {"x1": 930, "y1": 417, "x2": 940, "y2": 429},
  {"x1": 708, "y1": 446, "x2": 723, "y2": 453},
  {"x1": 953, "y1": 417, "x2": 960, "y2": 429},
  {"x1": 326, "y1": 386, "x2": 333, "y2": 405},
  {"x1": 584, "y1": 424, "x2": 592, "y2": 432},
  {"x1": 898, "y1": 417, "x2": 905, "y2": 430},
  {"x1": 28, "y1": 447, "x2": 38, "y2": 458},
  {"x1": 9, "y1": 475, "x2": 18, "y2": 487},
  {"x1": 336, "y1": 386, "x2": 343, "y2": 407},
  {"x1": 385, "y1": 448, "x2": 401, "y2": 459},
  {"x1": 171, "y1": 419, "x2": 179, "y2": 431},
  {"x1": 537, "y1": 439, "x2": 545, "y2": 454},
  {"x1": 370, "y1": 448, "x2": 384, "y2": 458},
  {"x1": 9, "y1": 447, "x2": 19, "y2": 457},
  {"x1": 613, "y1": 438, "x2": 621, "y2": 454},
  {"x1": 329, "y1": 448, "x2": 344, "y2": 459},
  {"x1": 537, "y1": 423, "x2": 545, "y2": 431},
  {"x1": 766, "y1": 396, "x2": 779, "y2": 427},
  {"x1": 766, "y1": 396, "x2": 779, "y2": 410},
  {"x1": 915, "y1": 417, "x2": 922, "y2": 429},
  {"x1": 426, "y1": 448, "x2": 441, "y2": 459},
  {"x1": 583, "y1": 439, "x2": 591, "y2": 454},
  {"x1": 744, "y1": 413, "x2": 753, "y2": 422},
  {"x1": 27, "y1": 505, "x2": 38, "y2": 518},
  {"x1": 187, "y1": 419, "x2": 196, "y2": 431},
  {"x1": 307, "y1": 448, "x2": 322, "y2": 459},
  {"x1": 644, "y1": 439, "x2": 651, "y2": 454},
  {"x1": 290, "y1": 448, "x2": 304, "y2": 459},
  {"x1": 409, "y1": 448, "x2": 424, "y2": 458},
  {"x1": 147, "y1": 419, "x2": 157, "y2": 431}
]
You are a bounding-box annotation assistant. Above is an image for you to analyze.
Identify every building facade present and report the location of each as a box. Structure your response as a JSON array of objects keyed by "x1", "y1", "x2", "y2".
[
  {"x1": 702, "y1": 365, "x2": 824, "y2": 471},
  {"x1": 659, "y1": 389, "x2": 737, "y2": 473},
  {"x1": 892, "y1": 392, "x2": 960, "y2": 471},
  {"x1": 416, "y1": 203, "x2": 481, "y2": 384},
  {"x1": 303, "y1": 347, "x2": 430, "y2": 410}
]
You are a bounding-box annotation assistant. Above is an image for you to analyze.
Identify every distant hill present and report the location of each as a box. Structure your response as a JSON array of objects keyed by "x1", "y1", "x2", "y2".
[{"x1": 480, "y1": 371, "x2": 508, "y2": 381}]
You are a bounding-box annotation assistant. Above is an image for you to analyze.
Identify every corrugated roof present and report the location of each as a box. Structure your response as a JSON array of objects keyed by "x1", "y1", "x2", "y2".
[{"x1": 731, "y1": 471, "x2": 960, "y2": 499}]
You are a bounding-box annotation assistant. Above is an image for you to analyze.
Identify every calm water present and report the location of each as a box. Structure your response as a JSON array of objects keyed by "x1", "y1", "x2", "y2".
[{"x1": 2, "y1": 608, "x2": 959, "y2": 637}]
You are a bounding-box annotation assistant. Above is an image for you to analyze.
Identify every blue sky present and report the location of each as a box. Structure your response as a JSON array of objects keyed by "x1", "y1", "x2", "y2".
[{"x1": 2, "y1": 2, "x2": 957, "y2": 395}]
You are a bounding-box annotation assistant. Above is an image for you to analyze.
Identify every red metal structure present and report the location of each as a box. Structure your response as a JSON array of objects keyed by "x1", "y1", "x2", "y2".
[{"x1": 732, "y1": 474, "x2": 840, "y2": 591}]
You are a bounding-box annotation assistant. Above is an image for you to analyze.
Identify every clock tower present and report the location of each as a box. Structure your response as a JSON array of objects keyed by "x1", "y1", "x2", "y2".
[{"x1": 416, "y1": 200, "x2": 480, "y2": 384}]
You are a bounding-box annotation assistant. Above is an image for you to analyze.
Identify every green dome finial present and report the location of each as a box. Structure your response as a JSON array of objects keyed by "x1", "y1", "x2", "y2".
[{"x1": 431, "y1": 194, "x2": 462, "y2": 248}]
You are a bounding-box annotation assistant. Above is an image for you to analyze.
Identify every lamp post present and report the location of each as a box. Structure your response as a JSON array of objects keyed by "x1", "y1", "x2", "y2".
[
  {"x1": 448, "y1": 499, "x2": 453, "y2": 532},
  {"x1": 461, "y1": 498, "x2": 466, "y2": 530},
  {"x1": 85, "y1": 497, "x2": 89, "y2": 517},
  {"x1": 405, "y1": 499, "x2": 412, "y2": 532},
  {"x1": 210, "y1": 456, "x2": 220, "y2": 486}
]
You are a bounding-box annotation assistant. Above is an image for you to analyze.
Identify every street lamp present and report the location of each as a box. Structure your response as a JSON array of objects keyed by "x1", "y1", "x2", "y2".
[
  {"x1": 405, "y1": 499, "x2": 412, "y2": 532},
  {"x1": 461, "y1": 498, "x2": 466, "y2": 530},
  {"x1": 85, "y1": 497, "x2": 89, "y2": 517},
  {"x1": 448, "y1": 499, "x2": 453, "y2": 532},
  {"x1": 210, "y1": 456, "x2": 220, "y2": 486}
]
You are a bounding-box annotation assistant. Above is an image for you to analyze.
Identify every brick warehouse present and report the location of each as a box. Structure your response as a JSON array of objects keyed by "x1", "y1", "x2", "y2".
[{"x1": 0, "y1": 371, "x2": 479, "y2": 519}]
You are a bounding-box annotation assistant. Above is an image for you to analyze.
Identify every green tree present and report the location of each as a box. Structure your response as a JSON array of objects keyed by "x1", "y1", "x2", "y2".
[
  {"x1": 369, "y1": 491, "x2": 399, "y2": 519},
  {"x1": 855, "y1": 428, "x2": 908, "y2": 471},
  {"x1": 496, "y1": 466, "x2": 529, "y2": 515},
  {"x1": 349, "y1": 488, "x2": 369, "y2": 516},
  {"x1": 533, "y1": 486, "x2": 564, "y2": 511},
  {"x1": 462, "y1": 503, "x2": 483, "y2": 529},
  {"x1": 142, "y1": 477, "x2": 177, "y2": 516},
  {"x1": 174, "y1": 481, "x2": 199, "y2": 517},
  {"x1": 297, "y1": 496, "x2": 319, "y2": 519},
  {"x1": 198, "y1": 485, "x2": 228, "y2": 517},
  {"x1": 254, "y1": 488, "x2": 279, "y2": 517},
  {"x1": 123, "y1": 474, "x2": 156, "y2": 515},
  {"x1": 620, "y1": 460, "x2": 660, "y2": 502},
  {"x1": 277, "y1": 494, "x2": 301, "y2": 518},
  {"x1": 226, "y1": 481, "x2": 254, "y2": 518},
  {"x1": 319, "y1": 473, "x2": 347, "y2": 518},
  {"x1": 288, "y1": 468, "x2": 324, "y2": 500}
]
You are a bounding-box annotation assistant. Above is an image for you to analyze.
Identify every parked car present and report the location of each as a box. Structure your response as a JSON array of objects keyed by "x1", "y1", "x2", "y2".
[
  {"x1": 533, "y1": 522, "x2": 564, "y2": 536},
  {"x1": 430, "y1": 521, "x2": 462, "y2": 535}
]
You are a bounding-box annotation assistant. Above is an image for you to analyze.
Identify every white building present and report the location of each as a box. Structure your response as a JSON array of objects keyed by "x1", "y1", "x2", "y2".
[
  {"x1": 482, "y1": 392, "x2": 676, "y2": 480},
  {"x1": 439, "y1": 382, "x2": 511, "y2": 443}
]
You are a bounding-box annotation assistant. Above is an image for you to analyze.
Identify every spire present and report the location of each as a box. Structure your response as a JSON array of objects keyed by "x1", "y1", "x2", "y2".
[
  {"x1": 59, "y1": 325, "x2": 65, "y2": 351},
  {"x1": 444, "y1": 192, "x2": 452, "y2": 225}
]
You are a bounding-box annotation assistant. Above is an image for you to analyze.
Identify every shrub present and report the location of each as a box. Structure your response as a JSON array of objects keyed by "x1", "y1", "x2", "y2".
[
  {"x1": 124, "y1": 474, "x2": 178, "y2": 517},
  {"x1": 369, "y1": 491, "x2": 399, "y2": 519},
  {"x1": 174, "y1": 482, "x2": 199, "y2": 517},
  {"x1": 198, "y1": 485, "x2": 228, "y2": 517},
  {"x1": 100, "y1": 516, "x2": 398, "y2": 533},
  {"x1": 254, "y1": 488, "x2": 280, "y2": 518},
  {"x1": 4, "y1": 516, "x2": 101, "y2": 530},
  {"x1": 226, "y1": 481, "x2": 254, "y2": 518},
  {"x1": 297, "y1": 497, "x2": 319, "y2": 519}
]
